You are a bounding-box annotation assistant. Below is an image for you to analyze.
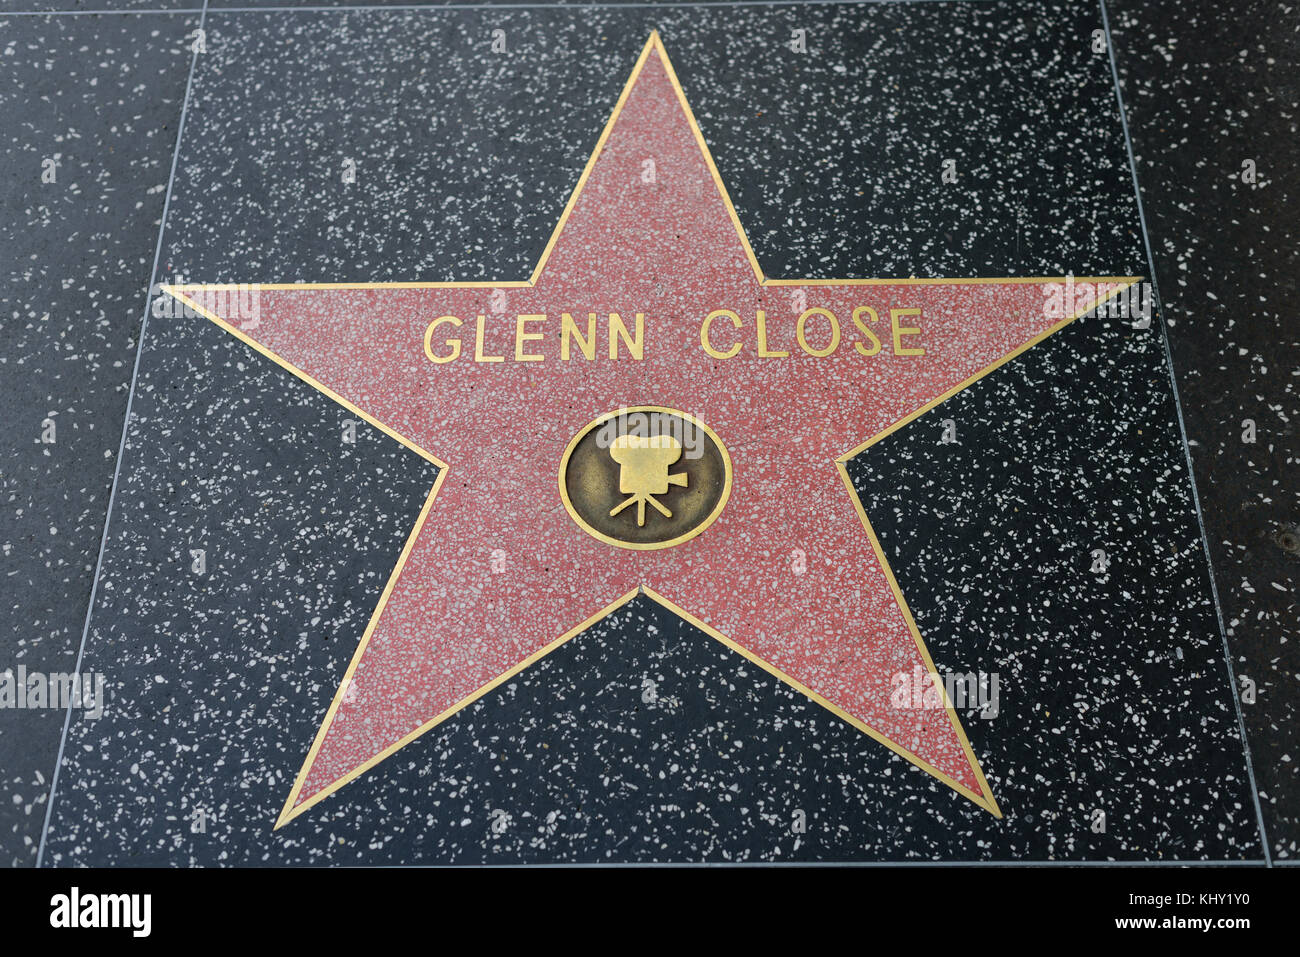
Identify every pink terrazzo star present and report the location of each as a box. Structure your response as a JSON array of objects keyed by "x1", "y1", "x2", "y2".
[{"x1": 169, "y1": 33, "x2": 1136, "y2": 827}]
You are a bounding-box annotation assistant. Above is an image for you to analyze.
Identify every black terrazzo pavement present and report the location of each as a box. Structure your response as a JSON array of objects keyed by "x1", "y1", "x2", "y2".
[
  {"x1": 0, "y1": 2, "x2": 192, "y2": 14},
  {"x1": 1107, "y1": 0, "x2": 1299, "y2": 863},
  {"x1": 163, "y1": 3, "x2": 1145, "y2": 283},
  {"x1": 1, "y1": 0, "x2": 1289, "y2": 865},
  {"x1": 0, "y1": 11, "x2": 198, "y2": 866},
  {"x1": 850, "y1": 305, "x2": 1258, "y2": 861}
]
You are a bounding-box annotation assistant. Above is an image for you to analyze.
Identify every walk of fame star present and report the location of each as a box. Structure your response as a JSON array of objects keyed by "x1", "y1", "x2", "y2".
[{"x1": 166, "y1": 33, "x2": 1138, "y2": 828}]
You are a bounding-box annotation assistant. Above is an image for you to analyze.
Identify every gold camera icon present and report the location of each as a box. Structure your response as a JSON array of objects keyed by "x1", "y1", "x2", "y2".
[{"x1": 608, "y1": 434, "x2": 687, "y2": 526}]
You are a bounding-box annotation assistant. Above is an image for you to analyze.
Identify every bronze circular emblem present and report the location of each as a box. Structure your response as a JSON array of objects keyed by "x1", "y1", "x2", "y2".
[{"x1": 559, "y1": 406, "x2": 732, "y2": 550}]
